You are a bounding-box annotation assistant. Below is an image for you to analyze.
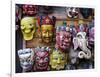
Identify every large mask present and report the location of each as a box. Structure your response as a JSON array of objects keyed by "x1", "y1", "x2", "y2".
[
  {"x1": 66, "y1": 7, "x2": 79, "y2": 18},
  {"x1": 38, "y1": 16, "x2": 56, "y2": 43},
  {"x1": 18, "y1": 48, "x2": 34, "y2": 72},
  {"x1": 50, "y1": 49, "x2": 66, "y2": 70},
  {"x1": 73, "y1": 32, "x2": 91, "y2": 59},
  {"x1": 56, "y1": 26, "x2": 72, "y2": 51},
  {"x1": 34, "y1": 47, "x2": 51, "y2": 71},
  {"x1": 22, "y1": 4, "x2": 38, "y2": 16},
  {"x1": 20, "y1": 17, "x2": 36, "y2": 40}
]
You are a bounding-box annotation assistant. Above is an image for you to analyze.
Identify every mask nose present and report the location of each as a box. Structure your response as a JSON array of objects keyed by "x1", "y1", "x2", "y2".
[
  {"x1": 39, "y1": 59, "x2": 43, "y2": 63},
  {"x1": 45, "y1": 32, "x2": 49, "y2": 37},
  {"x1": 57, "y1": 58, "x2": 61, "y2": 64}
]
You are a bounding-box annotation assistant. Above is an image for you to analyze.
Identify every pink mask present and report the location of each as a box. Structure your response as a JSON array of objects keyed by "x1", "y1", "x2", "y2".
[
  {"x1": 56, "y1": 26, "x2": 72, "y2": 51},
  {"x1": 34, "y1": 47, "x2": 51, "y2": 71}
]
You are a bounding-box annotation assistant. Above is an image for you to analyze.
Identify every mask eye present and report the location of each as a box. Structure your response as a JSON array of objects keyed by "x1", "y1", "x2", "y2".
[
  {"x1": 61, "y1": 57, "x2": 65, "y2": 60},
  {"x1": 44, "y1": 57, "x2": 49, "y2": 62},
  {"x1": 36, "y1": 57, "x2": 40, "y2": 61},
  {"x1": 77, "y1": 35, "x2": 82, "y2": 39}
]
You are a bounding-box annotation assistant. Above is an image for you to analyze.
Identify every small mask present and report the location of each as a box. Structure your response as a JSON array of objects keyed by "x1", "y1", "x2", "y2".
[
  {"x1": 56, "y1": 26, "x2": 72, "y2": 51},
  {"x1": 66, "y1": 7, "x2": 79, "y2": 18},
  {"x1": 18, "y1": 48, "x2": 34, "y2": 72},
  {"x1": 38, "y1": 16, "x2": 56, "y2": 43},
  {"x1": 34, "y1": 47, "x2": 51, "y2": 71},
  {"x1": 22, "y1": 4, "x2": 38, "y2": 16},
  {"x1": 20, "y1": 17, "x2": 36, "y2": 40},
  {"x1": 50, "y1": 49, "x2": 66, "y2": 70}
]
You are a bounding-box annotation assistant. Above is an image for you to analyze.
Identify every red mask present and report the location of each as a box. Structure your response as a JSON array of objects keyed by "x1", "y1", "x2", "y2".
[
  {"x1": 34, "y1": 47, "x2": 50, "y2": 71},
  {"x1": 22, "y1": 4, "x2": 38, "y2": 16},
  {"x1": 56, "y1": 26, "x2": 72, "y2": 51}
]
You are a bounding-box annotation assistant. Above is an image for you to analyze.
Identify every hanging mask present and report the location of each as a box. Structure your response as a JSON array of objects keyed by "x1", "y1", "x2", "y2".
[
  {"x1": 56, "y1": 26, "x2": 72, "y2": 51},
  {"x1": 73, "y1": 32, "x2": 91, "y2": 59},
  {"x1": 22, "y1": 4, "x2": 38, "y2": 16},
  {"x1": 50, "y1": 49, "x2": 66, "y2": 70},
  {"x1": 20, "y1": 17, "x2": 36, "y2": 40},
  {"x1": 66, "y1": 7, "x2": 79, "y2": 18},
  {"x1": 34, "y1": 47, "x2": 51, "y2": 71},
  {"x1": 80, "y1": 8, "x2": 92, "y2": 19},
  {"x1": 18, "y1": 48, "x2": 34, "y2": 72},
  {"x1": 38, "y1": 16, "x2": 56, "y2": 43}
]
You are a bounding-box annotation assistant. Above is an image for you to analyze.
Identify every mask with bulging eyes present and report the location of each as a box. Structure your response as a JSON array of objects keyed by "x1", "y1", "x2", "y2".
[
  {"x1": 20, "y1": 17, "x2": 36, "y2": 40},
  {"x1": 34, "y1": 47, "x2": 51, "y2": 71},
  {"x1": 18, "y1": 48, "x2": 34, "y2": 72},
  {"x1": 56, "y1": 26, "x2": 72, "y2": 51}
]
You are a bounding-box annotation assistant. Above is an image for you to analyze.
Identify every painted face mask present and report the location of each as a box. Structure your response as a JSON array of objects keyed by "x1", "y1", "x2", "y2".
[
  {"x1": 56, "y1": 26, "x2": 72, "y2": 51},
  {"x1": 38, "y1": 16, "x2": 56, "y2": 43},
  {"x1": 22, "y1": 4, "x2": 38, "y2": 16},
  {"x1": 18, "y1": 48, "x2": 34, "y2": 72},
  {"x1": 66, "y1": 7, "x2": 79, "y2": 18},
  {"x1": 34, "y1": 47, "x2": 51, "y2": 71},
  {"x1": 50, "y1": 49, "x2": 66, "y2": 70},
  {"x1": 20, "y1": 17, "x2": 36, "y2": 40},
  {"x1": 73, "y1": 32, "x2": 91, "y2": 59}
]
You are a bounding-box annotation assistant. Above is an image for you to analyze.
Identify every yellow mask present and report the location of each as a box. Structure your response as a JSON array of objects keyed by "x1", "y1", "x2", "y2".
[
  {"x1": 50, "y1": 49, "x2": 66, "y2": 70},
  {"x1": 20, "y1": 17, "x2": 36, "y2": 40},
  {"x1": 41, "y1": 25, "x2": 53, "y2": 43}
]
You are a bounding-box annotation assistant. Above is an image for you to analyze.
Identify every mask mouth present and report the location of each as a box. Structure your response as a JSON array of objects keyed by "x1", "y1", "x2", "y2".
[
  {"x1": 23, "y1": 28, "x2": 33, "y2": 34},
  {"x1": 36, "y1": 63, "x2": 48, "y2": 70},
  {"x1": 38, "y1": 63, "x2": 47, "y2": 67},
  {"x1": 21, "y1": 64, "x2": 32, "y2": 70}
]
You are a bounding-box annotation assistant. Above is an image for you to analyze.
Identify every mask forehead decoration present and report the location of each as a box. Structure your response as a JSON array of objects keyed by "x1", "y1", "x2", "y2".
[
  {"x1": 18, "y1": 48, "x2": 34, "y2": 72},
  {"x1": 73, "y1": 32, "x2": 91, "y2": 59},
  {"x1": 66, "y1": 7, "x2": 79, "y2": 18},
  {"x1": 34, "y1": 47, "x2": 51, "y2": 71},
  {"x1": 20, "y1": 17, "x2": 36, "y2": 40},
  {"x1": 22, "y1": 4, "x2": 38, "y2": 16},
  {"x1": 50, "y1": 49, "x2": 66, "y2": 70},
  {"x1": 56, "y1": 26, "x2": 72, "y2": 51},
  {"x1": 38, "y1": 16, "x2": 56, "y2": 43}
]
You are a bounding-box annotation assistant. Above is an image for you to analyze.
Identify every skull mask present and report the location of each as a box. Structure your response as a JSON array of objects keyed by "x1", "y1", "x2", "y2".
[
  {"x1": 20, "y1": 17, "x2": 36, "y2": 40},
  {"x1": 18, "y1": 48, "x2": 34, "y2": 72}
]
